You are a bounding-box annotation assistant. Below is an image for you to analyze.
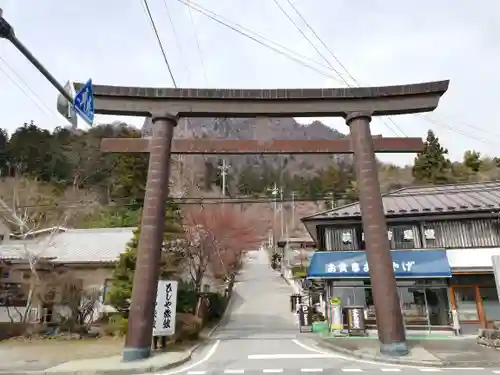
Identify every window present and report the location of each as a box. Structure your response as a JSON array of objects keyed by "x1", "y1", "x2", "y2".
[
  {"x1": 390, "y1": 225, "x2": 419, "y2": 249},
  {"x1": 324, "y1": 227, "x2": 358, "y2": 251},
  {"x1": 0, "y1": 268, "x2": 9, "y2": 279}
]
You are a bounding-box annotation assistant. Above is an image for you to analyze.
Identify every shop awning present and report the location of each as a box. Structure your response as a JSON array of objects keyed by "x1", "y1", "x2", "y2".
[{"x1": 307, "y1": 249, "x2": 451, "y2": 279}]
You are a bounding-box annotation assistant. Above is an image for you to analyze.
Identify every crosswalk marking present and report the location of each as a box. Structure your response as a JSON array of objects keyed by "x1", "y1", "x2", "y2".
[
  {"x1": 419, "y1": 369, "x2": 441, "y2": 372},
  {"x1": 300, "y1": 369, "x2": 323, "y2": 372},
  {"x1": 185, "y1": 368, "x2": 500, "y2": 373}
]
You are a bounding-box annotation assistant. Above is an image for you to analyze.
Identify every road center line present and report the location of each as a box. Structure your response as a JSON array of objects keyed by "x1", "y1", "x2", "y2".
[
  {"x1": 341, "y1": 370, "x2": 363, "y2": 373},
  {"x1": 248, "y1": 353, "x2": 336, "y2": 359},
  {"x1": 187, "y1": 372, "x2": 206, "y2": 375},
  {"x1": 381, "y1": 369, "x2": 402, "y2": 372},
  {"x1": 262, "y1": 369, "x2": 283, "y2": 373},
  {"x1": 224, "y1": 370, "x2": 245, "y2": 374}
]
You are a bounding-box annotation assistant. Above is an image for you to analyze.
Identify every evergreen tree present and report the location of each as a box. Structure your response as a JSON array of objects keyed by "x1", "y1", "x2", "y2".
[
  {"x1": 463, "y1": 150, "x2": 482, "y2": 173},
  {"x1": 412, "y1": 130, "x2": 451, "y2": 184},
  {"x1": 107, "y1": 200, "x2": 187, "y2": 315}
]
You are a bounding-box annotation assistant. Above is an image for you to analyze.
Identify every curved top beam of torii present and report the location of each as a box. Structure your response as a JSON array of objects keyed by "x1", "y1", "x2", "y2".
[{"x1": 73, "y1": 80, "x2": 449, "y2": 118}]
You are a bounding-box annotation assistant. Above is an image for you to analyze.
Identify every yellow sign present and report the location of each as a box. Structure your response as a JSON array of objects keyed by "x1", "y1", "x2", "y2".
[{"x1": 329, "y1": 297, "x2": 341, "y2": 305}]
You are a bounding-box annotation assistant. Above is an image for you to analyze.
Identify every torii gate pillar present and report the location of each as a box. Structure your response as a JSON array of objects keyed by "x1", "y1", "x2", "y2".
[
  {"x1": 123, "y1": 113, "x2": 177, "y2": 361},
  {"x1": 347, "y1": 111, "x2": 407, "y2": 355}
]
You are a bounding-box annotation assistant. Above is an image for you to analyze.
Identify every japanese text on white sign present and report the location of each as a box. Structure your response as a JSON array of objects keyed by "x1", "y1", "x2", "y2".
[{"x1": 153, "y1": 280, "x2": 178, "y2": 336}]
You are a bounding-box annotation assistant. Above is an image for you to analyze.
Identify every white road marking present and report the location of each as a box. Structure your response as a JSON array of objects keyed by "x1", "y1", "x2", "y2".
[
  {"x1": 300, "y1": 369, "x2": 323, "y2": 372},
  {"x1": 381, "y1": 369, "x2": 402, "y2": 372},
  {"x1": 224, "y1": 370, "x2": 245, "y2": 374},
  {"x1": 158, "y1": 339, "x2": 220, "y2": 375},
  {"x1": 187, "y1": 372, "x2": 206, "y2": 375},
  {"x1": 418, "y1": 369, "x2": 441, "y2": 372},
  {"x1": 492, "y1": 371, "x2": 500, "y2": 374},
  {"x1": 248, "y1": 353, "x2": 335, "y2": 359},
  {"x1": 292, "y1": 339, "x2": 433, "y2": 370},
  {"x1": 444, "y1": 368, "x2": 485, "y2": 371},
  {"x1": 341, "y1": 370, "x2": 363, "y2": 373},
  {"x1": 262, "y1": 369, "x2": 283, "y2": 373}
]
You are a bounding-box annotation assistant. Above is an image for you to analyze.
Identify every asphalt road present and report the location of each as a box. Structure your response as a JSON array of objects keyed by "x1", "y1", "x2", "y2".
[{"x1": 158, "y1": 249, "x2": 495, "y2": 375}]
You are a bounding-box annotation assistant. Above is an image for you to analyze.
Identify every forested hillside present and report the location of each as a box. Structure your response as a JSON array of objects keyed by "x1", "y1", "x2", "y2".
[{"x1": 0, "y1": 119, "x2": 498, "y2": 232}]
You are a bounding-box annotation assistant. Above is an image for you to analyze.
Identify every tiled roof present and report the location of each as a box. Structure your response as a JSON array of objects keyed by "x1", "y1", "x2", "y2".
[
  {"x1": 0, "y1": 227, "x2": 135, "y2": 263},
  {"x1": 302, "y1": 181, "x2": 500, "y2": 221}
]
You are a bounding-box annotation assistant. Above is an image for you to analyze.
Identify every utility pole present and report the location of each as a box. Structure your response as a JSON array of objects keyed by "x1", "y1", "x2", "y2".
[
  {"x1": 291, "y1": 191, "x2": 296, "y2": 232},
  {"x1": 280, "y1": 187, "x2": 284, "y2": 238},
  {"x1": 218, "y1": 159, "x2": 230, "y2": 197},
  {"x1": 267, "y1": 183, "x2": 279, "y2": 246},
  {"x1": 327, "y1": 192, "x2": 335, "y2": 209}
]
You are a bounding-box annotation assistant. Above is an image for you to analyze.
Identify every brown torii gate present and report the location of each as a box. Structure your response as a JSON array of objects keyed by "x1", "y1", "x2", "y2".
[{"x1": 79, "y1": 80, "x2": 449, "y2": 361}]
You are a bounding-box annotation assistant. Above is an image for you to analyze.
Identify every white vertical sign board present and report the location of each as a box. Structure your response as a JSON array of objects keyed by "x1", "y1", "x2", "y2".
[
  {"x1": 492, "y1": 256, "x2": 500, "y2": 302},
  {"x1": 153, "y1": 280, "x2": 178, "y2": 336}
]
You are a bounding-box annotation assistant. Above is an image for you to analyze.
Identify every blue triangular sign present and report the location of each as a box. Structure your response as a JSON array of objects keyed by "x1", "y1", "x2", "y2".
[{"x1": 73, "y1": 78, "x2": 95, "y2": 126}]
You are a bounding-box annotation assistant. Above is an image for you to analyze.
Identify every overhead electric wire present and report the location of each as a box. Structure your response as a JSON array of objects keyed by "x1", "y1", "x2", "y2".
[
  {"x1": 273, "y1": 0, "x2": 405, "y2": 137},
  {"x1": 0, "y1": 57, "x2": 64, "y2": 123},
  {"x1": 284, "y1": 0, "x2": 358, "y2": 85},
  {"x1": 176, "y1": 0, "x2": 345, "y2": 84},
  {"x1": 282, "y1": 0, "x2": 500, "y2": 145},
  {"x1": 186, "y1": 0, "x2": 209, "y2": 85},
  {"x1": 162, "y1": 0, "x2": 191, "y2": 84},
  {"x1": 142, "y1": 0, "x2": 178, "y2": 88},
  {"x1": 271, "y1": 0, "x2": 347, "y2": 84}
]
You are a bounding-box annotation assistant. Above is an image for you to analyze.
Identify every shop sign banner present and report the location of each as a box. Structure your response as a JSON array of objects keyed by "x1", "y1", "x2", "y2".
[
  {"x1": 153, "y1": 280, "x2": 178, "y2": 336},
  {"x1": 346, "y1": 306, "x2": 366, "y2": 335},
  {"x1": 307, "y1": 249, "x2": 451, "y2": 279},
  {"x1": 298, "y1": 304, "x2": 313, "y2": 333}
]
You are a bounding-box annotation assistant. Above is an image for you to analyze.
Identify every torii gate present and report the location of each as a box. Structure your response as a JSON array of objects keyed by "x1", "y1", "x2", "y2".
[{"x1": 76, "y1": 80, "x2": 448, "y2": 361}]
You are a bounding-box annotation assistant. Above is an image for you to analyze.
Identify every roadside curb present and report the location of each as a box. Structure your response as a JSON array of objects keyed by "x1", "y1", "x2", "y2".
[
  {"x1": 0, "y1": 351, "x2": 192, "y2": 375},
  {"x1": 0, "y1": 291, "x2": 236, "y2": 375},
  {"x1": 315, "y1": 339, "x2": 444, "y2": 367},
  {"x1": 315, "y1": 338, "x2": 500, "y2": 368}
]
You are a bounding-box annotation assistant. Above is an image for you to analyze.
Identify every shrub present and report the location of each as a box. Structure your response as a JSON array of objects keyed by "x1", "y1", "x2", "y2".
[
  {"x1": 103, "y1": 314, "x2": 128, "y2": 336},
  {"x1": 204, "y1": 292, "x2": 228, "y2": 323},
  {"x1": 174, "y1": 313, "x2": 203, "y2": 341}
]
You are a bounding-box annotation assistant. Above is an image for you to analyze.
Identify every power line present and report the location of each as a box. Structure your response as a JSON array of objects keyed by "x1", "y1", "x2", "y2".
[
  {"x1": 177, "y1": 0, "x2": 345, "y2": 84},
  {"x1": 284, "y1": 0, "x2": 358, "y2": 85},
  {"x1": 186, "y1": 0, "x2": 209, "y2": 85},
  {"x1": 280, "y1": 2, "x2": 496, "y2": 143},
  {"x1": 0, "y1": 57, "x2": 63, "y2": 123},
  {"x1": 142, "y1": 0, "x2": 178, "y2": 87},
  {"x1": 162, "y1": 0, "x2": 191, "y2": 84},
  {"x1": 271, "y1": 0, "x2": 347, "y2": 84},
  {"x1": 274, "y1": 0, "x2": 405, "y2": 137}
]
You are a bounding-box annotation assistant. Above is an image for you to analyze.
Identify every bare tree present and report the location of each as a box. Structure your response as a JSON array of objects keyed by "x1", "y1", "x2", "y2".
[{"x1": 0, "y1": 178, "x2": 73, "y2": 323}]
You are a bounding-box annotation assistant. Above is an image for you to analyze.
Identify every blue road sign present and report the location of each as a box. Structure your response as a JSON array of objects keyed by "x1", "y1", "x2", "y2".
[{"x1": 73, "y1": 78, "x2": 95, "y2": 126}]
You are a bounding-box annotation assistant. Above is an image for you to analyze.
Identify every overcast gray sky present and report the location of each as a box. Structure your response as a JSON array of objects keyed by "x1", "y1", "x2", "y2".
[{"x1": 0, "y1": 0, "x2": 498, "y2": 165}]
